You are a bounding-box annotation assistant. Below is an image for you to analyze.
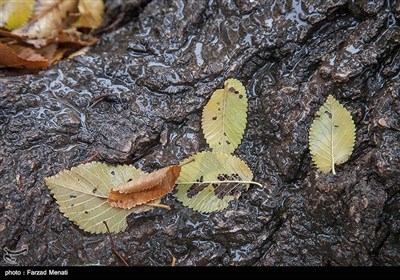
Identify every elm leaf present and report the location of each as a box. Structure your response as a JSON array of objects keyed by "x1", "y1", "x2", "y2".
[
  {"x1": 45, "y1": 162, "x2": 159, "y2": 234},
  {"x1": 308, "y1": 95, "x2": 356, "y2": 174},
  {"x1": 174, "y1": 151, "x2": 254, "y2": 213},
  {"x1": 202, "y1": 78, "x2": 248, "y2": 154}
]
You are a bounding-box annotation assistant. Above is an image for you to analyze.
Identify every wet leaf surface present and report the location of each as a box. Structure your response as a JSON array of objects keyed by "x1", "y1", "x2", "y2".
[
  {"x1": 44, "y1": 162, "x2": 160, "y2": 234},
  {"x1": 309, "y1": 95, "x2": 356, "y2": 174},
  {"x1": 0, "y1": 0, "x2": 399, "y2": 266},
  {"x1": 175, "y1": 152, "x2": 253, "y2": 213}
]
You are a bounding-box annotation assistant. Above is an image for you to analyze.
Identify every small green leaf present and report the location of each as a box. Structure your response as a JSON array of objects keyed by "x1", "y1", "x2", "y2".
[
  {"x1": 202, "y1": 78, "x2": 248, "y2": 154},
  {"x1": 174, "y1": 151, "x2": 253, "y2": 213},
  {"x1": 45, "y1": 162, "x2": 159, "y2": 234},
  {"x1": 308, "y1": 95, "x2": 356, "y2": 174}
]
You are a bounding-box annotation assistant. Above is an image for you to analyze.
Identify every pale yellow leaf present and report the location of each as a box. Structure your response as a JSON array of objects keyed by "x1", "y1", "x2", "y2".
[
  {"x1": 45, "y1": 162, "x2": 159, "y2": 234},
  {"x1": 202, "y1": 78, "x2": 248, "y2": 154},
  {"x1": 12, "y1": 0, "x2": 79, "y2": 39},
  {"x1": 308, "y1": 95, "x2": 356, "y2": 174},
  {"x1": 73, "y1": 0, "x2": 104, "y2": 29},
  {"x1": 174, "y1": 151, "x2": 253, "y2": 213}
]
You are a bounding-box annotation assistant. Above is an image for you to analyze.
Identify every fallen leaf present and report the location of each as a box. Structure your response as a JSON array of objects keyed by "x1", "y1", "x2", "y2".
[
  {"x1": 45, "y1": 162, "x2": 161, "y2": 234},
  {"x1": 0, "y1": 0, "x2": 35, "y2": 30},
  {"x1": 174, "y1": 151, "x2": 255, "y2": 213},
  {"x1": 378, "y1": 118, "x2": 388, "y2": 128},
  {"x1": 21, "y1": 28, "x2": 99, "y2": 49},
  {"x1": 308, "y1": 95, "x2": 356, "y2": 174},
  {"x1": 73, "y1": 0, "x2": 105, "y2": 29},
  {"x1": 57, "y1": 29, "x2": 99, "y2": 46},
  {"x1": 12, "y1": 0, "x2": 79, "y2": 39},
  {"x1": 202, "y1": 78, "x2": 248, "y2": 154},
  {"x1": 108, "y1": 165, "x2": 181, "y2": 209},
  {"x1": 0, "y1": 42, "x2": 49, "y2": 68},
  {"x1": 0, "y1": 0, "x2": 103, "y2": 69},
  {"x1": 67, "y1": 46, "x2": 90, "y2": 60}
]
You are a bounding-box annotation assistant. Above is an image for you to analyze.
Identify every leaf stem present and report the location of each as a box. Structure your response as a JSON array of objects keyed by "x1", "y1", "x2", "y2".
[
  {"x1": 145, "y1": 203, "x2": 171, "y2": 210},
  {"x1": 176, "y1": 180, "x2": 263, "y2": 188},
  {"x1": 103, "y1": 221, "x2": 129, "y2": 267}
]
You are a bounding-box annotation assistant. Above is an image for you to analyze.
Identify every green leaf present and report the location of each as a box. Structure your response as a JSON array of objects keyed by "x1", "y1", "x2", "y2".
[
  {"x1": 308, "y1": 95, "x2": 356, "y2": 174},
  {"x1": 45, "y1": 162, "x2": 159, "y2": 234},
  {"x1": 0, "y1": 0, "x2": 35, "y2": 30},
  {"x1": 174, "y1": 151, "x2": 254, "y2": 213},
  {"x1": 202, "y1": 78, "x2": 248, "y2": 154}
]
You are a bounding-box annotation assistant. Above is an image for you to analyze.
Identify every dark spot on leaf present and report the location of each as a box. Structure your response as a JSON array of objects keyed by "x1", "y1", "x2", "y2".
[
  {"x1": 334, "y1": 125, "x2": 339, "y2": 128},
  {"x1": 187, "y1": 182, "x2": 209, "y2": 198},
  {"x1": 84, "y1": 211, "x2": 89, "y2": 214},
  {"x1": 324, "y1": 111, "x2": 332, "y2": 118},
  {"x1": 128, "y1": 179, "x2": 132, "y2": 182},
  {"x1": 212, "y1": 116, "x2": 217, "y2": 120},
  {"x1": 71, "y1": 204, "x2": 74, "y2": 207},
  {"x1": 218, "y1": 142, "x2": 221, "y2": 145},
  {"x1": 239, "y1": 94, "x2": 243, "y2": 99},
  {"x1": 223, "y1": 132, "x2": 227, "y2": 136},
  {"x1": 217, "y1": 102, "x2": 220, "y2": 105},
  {"x1": 226, "y1": 141, "x2": 231, "y2": 145},
  {"x1": 214, "y1": 173, "x2": 246, "y2": 199},
  {"x1": 92, "y1": 188, "x2": 97, "y2": 194},
  {"x1": 70, "y1": 195, "x2": 77, "y2": 198},
  {"x1": 228, "y1": 87, "x2": 236, "y2": 93},
  {"x1": 110, "y1": 171, "x2": 115, "y2": 175}
]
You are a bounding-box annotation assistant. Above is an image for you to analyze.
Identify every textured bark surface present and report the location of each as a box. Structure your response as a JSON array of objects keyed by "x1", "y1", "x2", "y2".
[{"x1": 1, "y1": 0, "x2": 399, "y2": 265}]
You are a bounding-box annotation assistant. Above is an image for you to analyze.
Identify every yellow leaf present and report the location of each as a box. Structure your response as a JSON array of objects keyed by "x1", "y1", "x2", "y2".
[
  {"x1": 202, "y1": 78, "x2": 248, "y2": 154},
  {"x1": 0, "y1": 0, "x2": 35, "y2": 30},
  {"x1": 45, "y1": 162, "x2": 160, "y2": 234},
  {"x1": 174, "y1": 151, "x2": 254, "y2": 213},
  {"x1": 73, "y1": 0, "x2": 104, "y2": 29},
  {"x1": 308, "y1": 95, "x2": 356, "y2": 174},
  {"x1": 12, "y1": 0, "x2": 79, "y2": 39}
]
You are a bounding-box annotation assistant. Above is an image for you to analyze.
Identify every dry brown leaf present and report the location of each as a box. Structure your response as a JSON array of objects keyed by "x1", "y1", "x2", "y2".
[
  {"x1": 57, "y1": 29, "x2": 99, "y2": 46},
  {"x1": 0, "y1": 29, "x2": 25, "y2": 41},
  {"x1": 34, "y1": 43, "x2": 57, "y2": 60},
  {"x1": 67, "y1": 46, "x2": 90, "y2": 60},
  {"x1": 0, "y1": 42, "x2": 49, "y2": 69},
  {"x1": 108, "y1": 165, "x2": 181, "y2": 209},
  {"x1": 0, "y1": 1, "x2": 103, "y2": 69},
  {"x1": 22, "y1": 28, "x2": 99, "y2": 49}
]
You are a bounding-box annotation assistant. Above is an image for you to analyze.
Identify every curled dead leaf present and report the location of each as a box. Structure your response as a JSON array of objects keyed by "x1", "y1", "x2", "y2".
[
  {"x1": 57, "y1": 29, "x2": 99, "y2": 46},
  {"x1": 0, "y1": 42, "x2": 49, "y2": 69},
  {"x1": 108, "y1": 165, "x2": 181, "y2": 209},
  {"x1": 0, "y1": 0, "x2": 104, "y2": 69}
]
